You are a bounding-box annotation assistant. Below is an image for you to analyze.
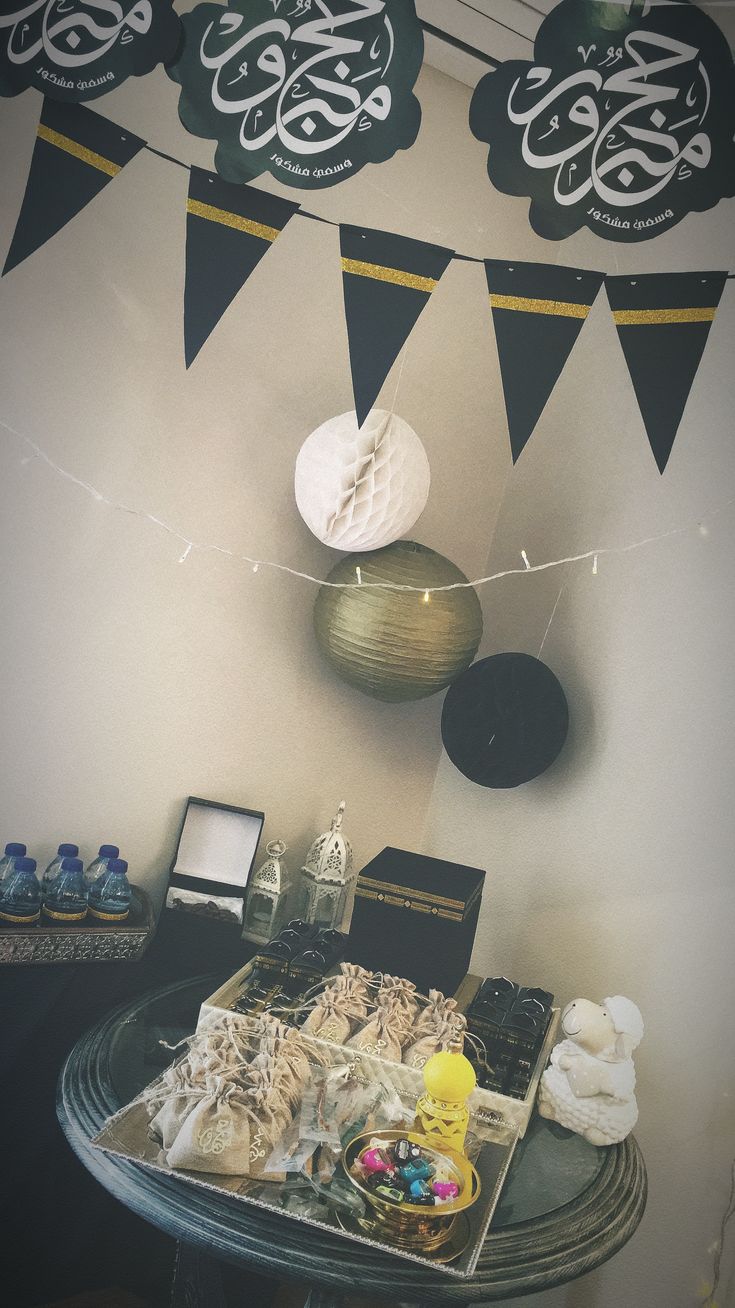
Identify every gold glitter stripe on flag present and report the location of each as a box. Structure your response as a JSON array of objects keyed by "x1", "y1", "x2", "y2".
[
  {"x1": 490, "y1": 292, "x2": 590, "y2": 319},
  {"x1": 37, "y1": 124, "x2": 120, "y2": 177},
  {"x1": 186, "y1": 199, "x2": 279, "y2": 242},
  {"x1": 612, "y1": 307, "x2": 717, "y2": 326},
  {"x1": 341, "y1": 257, "x2": 437, "y2": 293}
]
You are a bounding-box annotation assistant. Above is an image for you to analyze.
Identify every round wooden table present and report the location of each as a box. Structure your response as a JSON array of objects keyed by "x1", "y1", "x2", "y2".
[{"x1": 57, "y1": 976, "x2": 647, "y2": 1307}]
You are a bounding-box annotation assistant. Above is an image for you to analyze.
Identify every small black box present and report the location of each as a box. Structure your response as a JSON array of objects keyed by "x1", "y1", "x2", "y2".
[
  {"x1": 347, "y1": 847, "x2": 486, "y2": 997},
  {"x1": 466, "y1": 977, "x2": 554, "y2": 1099}
]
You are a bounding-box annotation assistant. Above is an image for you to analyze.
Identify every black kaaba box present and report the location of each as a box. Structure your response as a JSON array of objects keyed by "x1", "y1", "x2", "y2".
[{"x1": 347, "y1": 847, "x2": 486, "y2": 997}]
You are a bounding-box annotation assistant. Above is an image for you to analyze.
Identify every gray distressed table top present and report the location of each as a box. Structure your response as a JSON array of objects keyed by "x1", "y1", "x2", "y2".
[{"x1": 56, "y1": 975, "x2": 647, "y2": 1304}]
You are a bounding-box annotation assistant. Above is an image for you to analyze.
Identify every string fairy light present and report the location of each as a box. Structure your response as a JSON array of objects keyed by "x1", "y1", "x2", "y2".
[{"x1": 2, "y1": 415, "x2": 733, "y2": 594}]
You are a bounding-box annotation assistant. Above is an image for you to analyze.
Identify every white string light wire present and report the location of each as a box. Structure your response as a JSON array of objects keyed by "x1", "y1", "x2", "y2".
[{"x1": 2, "y1": 415, "x2": 733, "y2": 593}]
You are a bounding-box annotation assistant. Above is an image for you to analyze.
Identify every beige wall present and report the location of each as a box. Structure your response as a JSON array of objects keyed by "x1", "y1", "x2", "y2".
[
  {"x1": 423, "y1": 82, "x2": 735, "y2": 1308},
  {"x1": 0, "y1": 60, "x2": 506, "y2": 892},
  {"x1": 1, "y1": 23, "x2": 734, "y2": 1308}
]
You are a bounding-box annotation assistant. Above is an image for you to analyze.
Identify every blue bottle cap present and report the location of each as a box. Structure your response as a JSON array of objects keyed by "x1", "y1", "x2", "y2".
[
  {"x1": 108, "y1": 859, "x2": 128, "y2": 875},
  {"x1": 16, "y1": 857, "x2": 37, "y2": 873},
  {"x1": 60, "y1": 857, "x2": 83, "y2": 873},
  {"x1": 4, "y1": 843, "x2": 26, "y2": 857},
  {"x1": 57, "y1": 843, "x2": 79, "y2": 857},
  {"x1": 98, "y1": 845, "x2": 119, "y2": 859}
]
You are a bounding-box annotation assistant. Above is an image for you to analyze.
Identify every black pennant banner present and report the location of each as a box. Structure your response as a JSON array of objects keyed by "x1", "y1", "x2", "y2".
[
  {"x1": 606, "y1": 271, "x2": 728, "y2": 473},
  {"x1": 485, "y1": 260, "x2": 605, "y2": 463},
  {"x1": 340, "y1": 224, "x2": 454, "y2": 427},
  {"x1": 2, "y1": 103, "x2": 731, "y2": 477},
  {"x1": 184, "y1": 168, "x2": 300, "y2": 368},
  {"x1": 3, "y1": 99, "x2": 145, "y2": 276}
]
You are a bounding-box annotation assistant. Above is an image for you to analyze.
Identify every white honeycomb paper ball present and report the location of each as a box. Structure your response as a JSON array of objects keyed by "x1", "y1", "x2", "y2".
[{"x1": 294, "y1": 410, "x2": 431, "y2": 552}]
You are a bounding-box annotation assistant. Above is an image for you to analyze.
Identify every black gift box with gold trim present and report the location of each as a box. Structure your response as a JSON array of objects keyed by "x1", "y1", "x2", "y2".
[{"x1": 347, "y1": 847, "x2": 485, "y2": 996}]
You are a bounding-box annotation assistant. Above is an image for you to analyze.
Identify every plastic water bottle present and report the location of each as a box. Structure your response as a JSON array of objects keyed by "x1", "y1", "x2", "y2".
[
  {"x1": 88, "y1": 858, "x2": 131, "y2": 922},
  {"x1": 41, "y1": 843, "x2": 80, "y2": 903},
  {"x1": 43, "y1": 856, "x2": 87, "y2": 922},
  {"x1": 84, "y1": 844, "x2": 120, "y2": 893},
  {"x1": 0, "y1": 857, "x2": 41, "y2": 925},
  {"x1": 0, "y1": 843, "x2": 27, "y2": 890}
]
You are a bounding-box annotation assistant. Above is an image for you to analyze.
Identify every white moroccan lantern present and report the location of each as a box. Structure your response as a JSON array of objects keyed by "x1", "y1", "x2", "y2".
[
  {"x1": 299, "y1": 801, "x2": 355, "y2": 932},
  {"x1": 294, "y1": 410, "x2": 430, "y2": 552},
  {"x1": 242, "y1": 840, "x2": 294, "y2": 944}
]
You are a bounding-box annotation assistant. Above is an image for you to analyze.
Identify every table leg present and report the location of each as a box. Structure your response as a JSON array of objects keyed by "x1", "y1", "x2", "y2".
[{"x1": 170, "y1": 1240, "x2": 227, "y2": 1308}]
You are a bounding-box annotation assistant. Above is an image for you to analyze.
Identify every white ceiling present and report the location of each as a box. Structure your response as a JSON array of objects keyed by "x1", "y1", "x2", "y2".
[{"x1": 419, "y1": 0, "x2": 735, "y2": 88}]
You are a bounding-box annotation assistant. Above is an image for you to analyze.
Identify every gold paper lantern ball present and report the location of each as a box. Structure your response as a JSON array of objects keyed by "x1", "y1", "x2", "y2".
[{"x1": 313, "y1": 540, "x2": 483, "y2": 702}]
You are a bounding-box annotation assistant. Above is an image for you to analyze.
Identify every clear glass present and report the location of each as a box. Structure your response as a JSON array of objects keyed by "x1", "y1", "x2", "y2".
[
  {"x1": 243, "y1": 891, "x2": 277, "y2": 940},
  {"x1": 101, "y1": 976, "x2": 608, "y2": 1230}
]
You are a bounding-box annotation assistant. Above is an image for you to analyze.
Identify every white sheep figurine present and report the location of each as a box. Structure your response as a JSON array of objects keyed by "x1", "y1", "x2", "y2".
[{"x1": 538, "y1": 995, "x2": 644, "y2": 1146}]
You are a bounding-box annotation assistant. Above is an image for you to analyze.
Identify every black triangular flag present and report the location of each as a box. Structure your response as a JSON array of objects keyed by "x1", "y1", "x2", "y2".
[
  {"x1": 184, "y1": 168, "x2": 300, "y2": 367},
  {"x1": 484, "y1": 260, "x2": 604, "y2": 463},
  {"x1": 3, "y1": 99, "x2": 145, "y2": 275},
  {"x1": 606, "y1": 271, "x2": 728, "y2": 473},
  {"x1": 340, "y1": 225, "x2": 454, "y2": 427}
]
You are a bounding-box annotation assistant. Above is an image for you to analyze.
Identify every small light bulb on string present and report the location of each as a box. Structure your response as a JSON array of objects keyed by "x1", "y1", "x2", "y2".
[
  {"x1": 252, "y1": 563, "x2": 259, "y2": 573},
  {"x1": 423, "y1": 589, "x2": 430, "y2": 604},
  {"x1": 356, "y1": 566, "x2": 362, "y2": 586},
  {"x1": 592, "y1": 554, "x2": 598, "y2": 575},
  {"x1": 521, "y1": 550, "x2": 531, "y2": 570},
  {"x1": 178, "y1": 542, "x2": 192, "y2": 564}
]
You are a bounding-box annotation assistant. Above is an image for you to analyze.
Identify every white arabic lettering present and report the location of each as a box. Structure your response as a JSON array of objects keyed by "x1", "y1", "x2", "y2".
[
  {"x1": 507, "y1": 27, "x2": 713, "y2": 210},
  {"x1": 0, "y1": 1, "x2": 152, "y2": 69},
  {"x1": 199, "y1": 0, "x2": 392, "y2": 159}
]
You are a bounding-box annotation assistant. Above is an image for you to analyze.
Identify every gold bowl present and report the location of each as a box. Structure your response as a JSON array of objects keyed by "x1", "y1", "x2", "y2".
[{"x1": 341, "y1": 1129, "x2": 481, "y2": 1255}]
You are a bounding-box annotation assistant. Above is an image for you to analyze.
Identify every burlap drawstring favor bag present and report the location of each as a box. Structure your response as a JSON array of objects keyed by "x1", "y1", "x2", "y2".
[
  {"x1": 376, "y1": 974, "x2": 420, "y2": 1023},
  {"x1": 165, "y1": 1081, "x2": 256, "y2": 1175},
  {"x1": 148, "y1": 1063, "x2": 201, "y2": 1150},
  {"x1": 402, "y1": 1012, "x2": 467, "y2": 1069},
  {"x1": 346, "y1": 995, "x2": 413, "y2": 1062},
  {"x1": 140, "y1": 1011, "x2": 321, "y2": 1179}
]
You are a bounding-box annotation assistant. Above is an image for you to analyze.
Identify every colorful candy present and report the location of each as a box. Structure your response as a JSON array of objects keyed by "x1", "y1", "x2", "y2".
[
  {"x1": 358, "y1": 1139, "x2": 460, "y2": 1208},
  {"x1": 362, "y1": 1147, "x2": 393, "y2": 1174},
  {"x1": 393, "y1": 1137, "x2": 412, "y2": 1163},
  {"x1": 399, "y1": 1158, "x2": 435, "y2": 1184}
]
